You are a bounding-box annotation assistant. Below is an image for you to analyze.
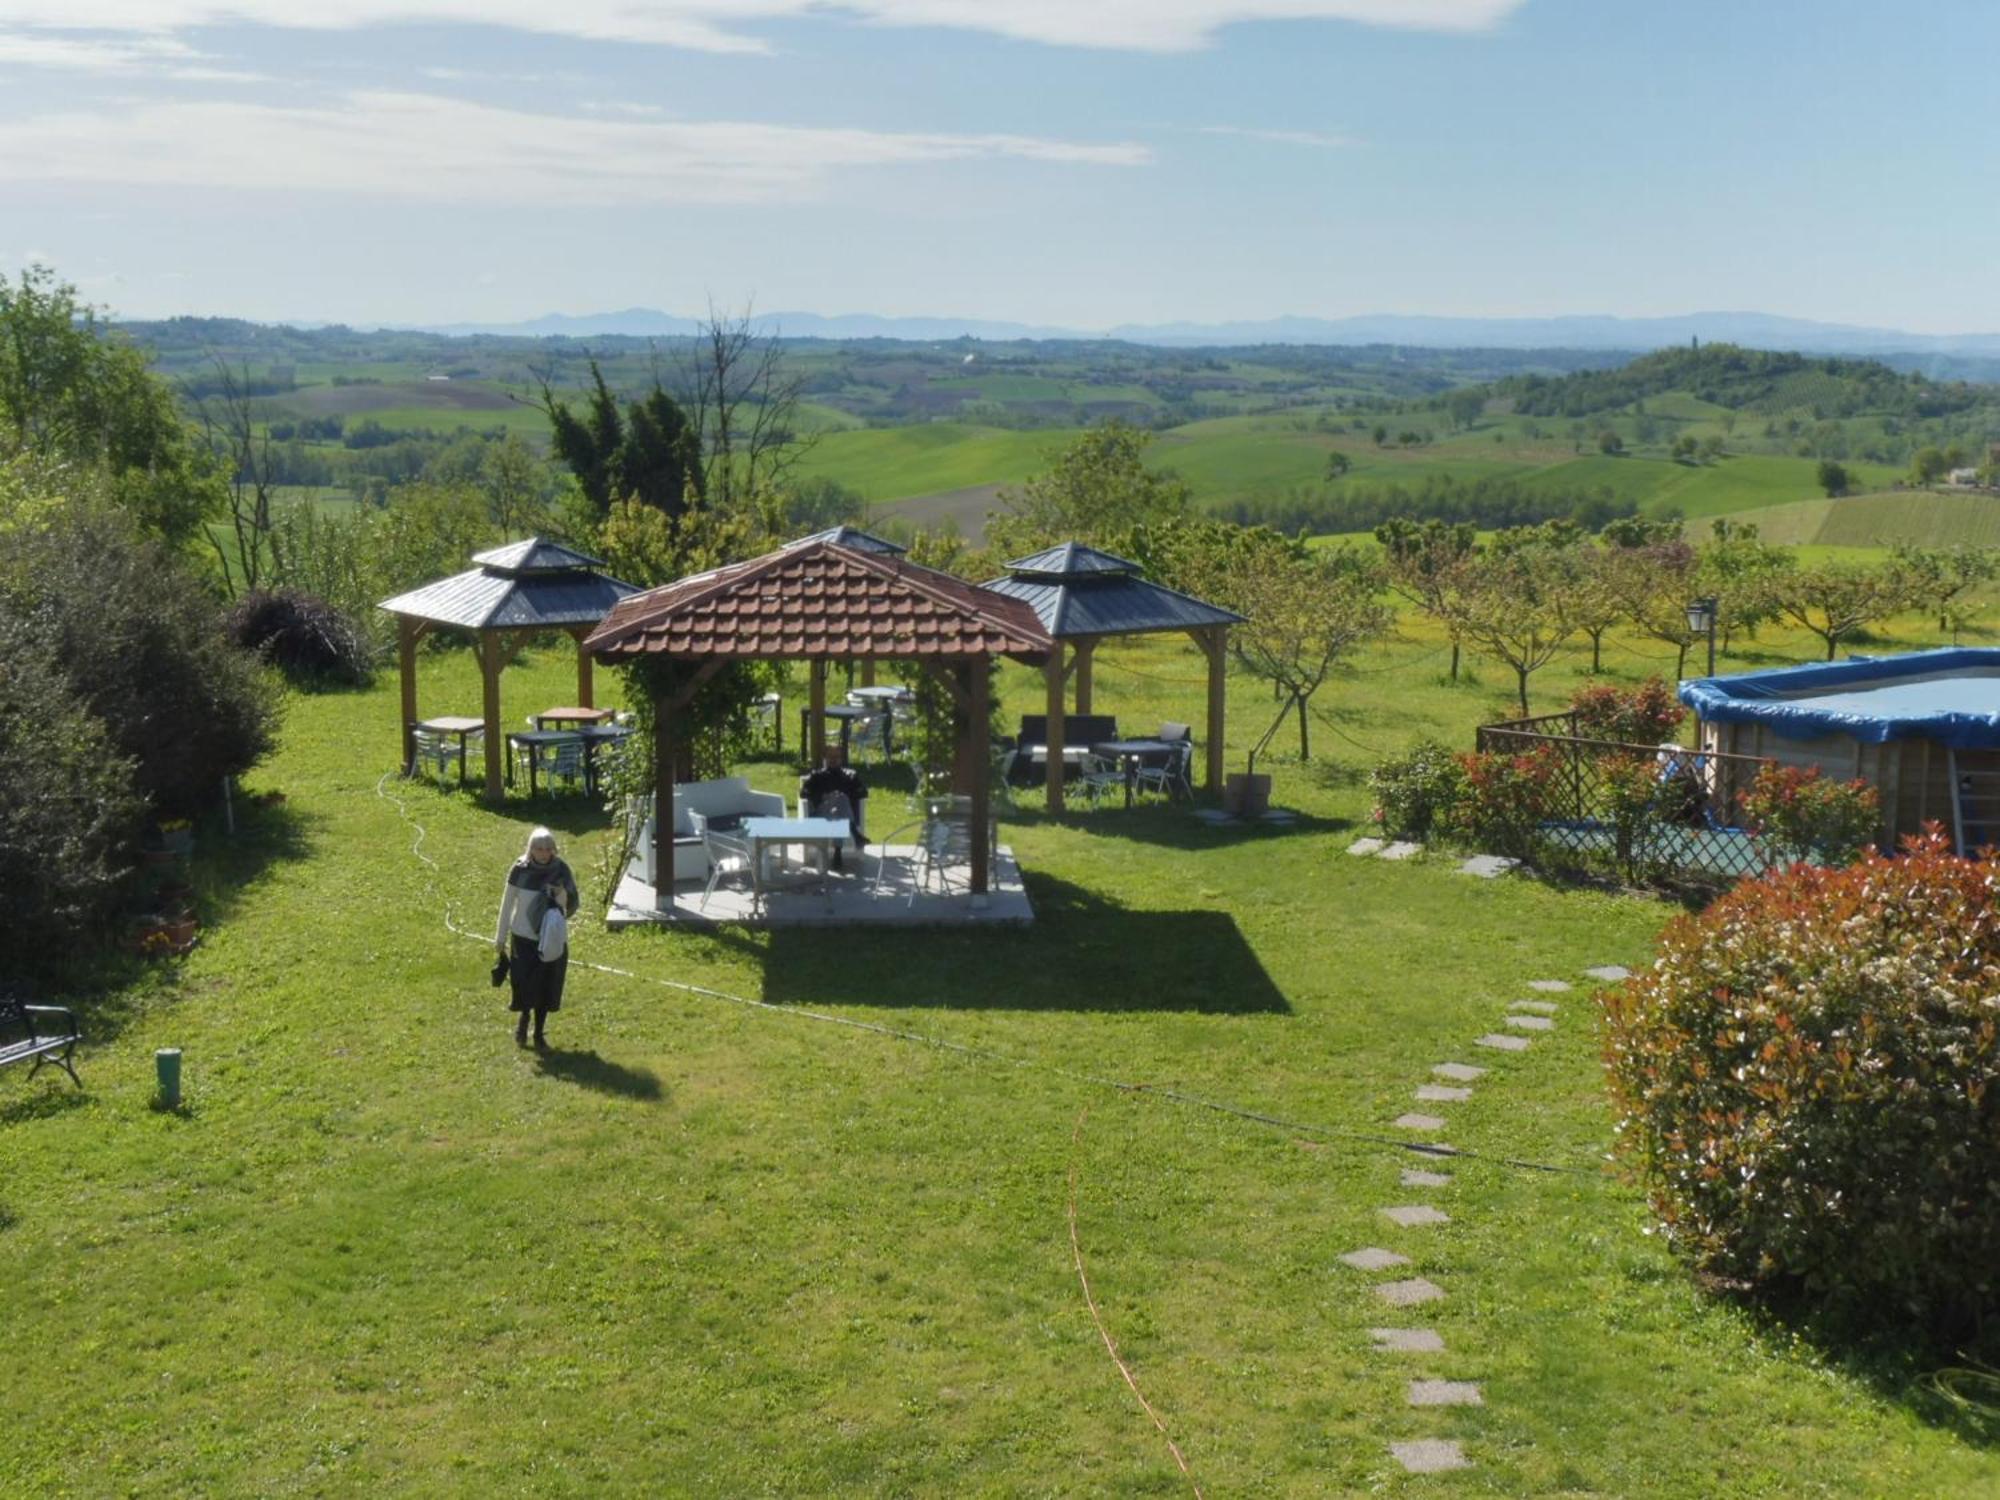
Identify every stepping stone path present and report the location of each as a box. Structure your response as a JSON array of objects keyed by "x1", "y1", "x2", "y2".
[
  {"x1": 1456, "y1": 854, "x2": 1518, "y2": 878},
  {"x1": 1381, "y1": 1205, "x2": 1450, "y2": 1228},
  {"x1": 1408, "y1": 1380, "x2": 1483, "y2": 1408},
  {"x1": 1401, "y1": 1168, "x2": 1452, "y2": 1188},
  {"x1": 1415, "y1": 1084, "x2": 1471, "y2": 1103},
  {"x1": 1475, "y1": 1032, "x2": 1530, "y2": 1052},
  {"x1": 1339, "y1": 1247, "x2": 1411, "y2": 1271},
  {"x1": 1374, "y1": 1277, "x2": 1445, "y2": 1307},
  {"x1": 1370, "y1": 1328, "x2": 1445, "y2": 1354},
  {"x1": 1393, "y1": 1112, "x2": 1447, "y2": 1131},
  {"x1": 1378, "y1": 840, "x2": 1422, "y2": 861},
  {"x1": 1391, "y1": 1439, "x2": 1470, "y2": 1474},
  {"x1": 1527, "y1": 979, "x2": 1572, "y2": 993},
  {"x1": 1512, "y1": 999, "x2": 1560, "y2": 1015},
  {"x1": 1432, "y1": 1063, "x2": 1486, "y2": 1082},
  {"x1": 1584, "y1": 965, "x2": 1631, "y2": 981},
  {"x1": 1346, "y1": 837, "x2": 1385, "y2": 856},
  {"x1": 1505, "y1": 1014, "x2": 1555, "y2": 1032}
]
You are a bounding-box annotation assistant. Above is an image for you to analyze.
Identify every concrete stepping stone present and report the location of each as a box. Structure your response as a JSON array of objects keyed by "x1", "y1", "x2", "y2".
[
  {"x1": 1432, "y1": 1062, "x2": 1486, "y2": 1082},
  {"x1": 1381, "y1": 1204, "x2": 1450, "y2": 1228},
  {"x1": 1527, "y1": 979, "x2": 1572, "y2": 993},
  {"x1": 1370, "y1": 1327, "x2": 1445, "y2": 1353},
  {"x1": 1584, "y1": 964, "x2": 1631, "y2": 981},
  {"x1": 1505, "y1": 1013, "x2": 1555, "y2": 1032},
  {"x1": 1374, "y1": 1277, "x2": 1444, "y2": 1306},
  {"x1": 1346, "y1": 836, "x2": 1386, "y2": 856},
  {"x1": 1401, "y1": 1168, "x2": 1452, "y2": 1188},
  {"x1": 1456, "y1": 854, "x2": 1518, "y2": 878},
  {"x1": 1378, "y1": 840, "x2": 1422, "y2": 861},
  {"x1": 1393, "y1": 1112, "x2": 1447, "y2": 1131},
  {"x1": 1339, "y1": 1246, "x2": 1411, "y2": 1271},
  {"x1": 1391, "y1": 1439, "x2": 1470, "y2": 1474},
  {"x1": 1512, "y1": 999, "x2": 1560, "y2": 1015},
  {"x1": 1408, "y1": 1379, "x2": 1483, "y2": 1408},
  {"x1": 1415, "y1": 1084, "x2": 1471, "y2": 1103},
  {"x1": 1475, "y1": 1032, "x2": 1530, "y2": 1052}
]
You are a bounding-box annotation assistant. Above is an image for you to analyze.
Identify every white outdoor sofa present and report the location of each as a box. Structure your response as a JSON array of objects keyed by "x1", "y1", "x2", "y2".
[{"x1": 629, "y1": 776, "x2": 787, "y2": 888}]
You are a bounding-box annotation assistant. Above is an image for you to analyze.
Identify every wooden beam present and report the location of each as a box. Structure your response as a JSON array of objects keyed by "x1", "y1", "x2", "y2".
[
  {"x1": 397, "y1": 615, "x2": 419, "y2": 774},
  {"x1": 1197, "y1": 626, "x2": 1227, "y2": 796},
  {"x1": 663, "y1": 656, "x2": 726, "y2": 713},
  {"x1": 969, "y1": 659, "x2": 991, "y2": 895},
  {"x1": 1073, "y1": 639, "x2": 1095, "y2": 714},
  {"x1": 918, "y1": 658, "x2": 972, "y2": 715},
  {"x1": 808, "y1": 659, "x2": 827, "y2": 763},
  {"x1": 653, "y1": 680, "x2": 676, "y2": 909},
  {"x1": 862, "y1": 658, "x2": 876, "y2": 688},
  {"x1": 571, "y1": 626, "x2": 595, "y2": 708},
  {"x1": 480, "y1": 631, "x2": 504, "y2": 801},
  {"x1": 1044, "y1": 646, "x2": 1066, "y2": 813}
]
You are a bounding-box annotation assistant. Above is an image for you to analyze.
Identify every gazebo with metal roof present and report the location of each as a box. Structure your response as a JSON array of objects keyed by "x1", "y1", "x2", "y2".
[
  {"x1": 378, "y1": 538, "x2": 640, "y2": 799},
  {"x1": 586, "y1": 536, "x2": 1052, "y2": 904},
  {"x1": 981, "y1": 542, "x2": 1244, "y2": 811}
]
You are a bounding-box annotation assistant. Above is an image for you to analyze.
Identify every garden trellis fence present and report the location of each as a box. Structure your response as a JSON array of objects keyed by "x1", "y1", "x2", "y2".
[{"x1": 1475, "y1": 710, "x2": 1774, "y2": 881}]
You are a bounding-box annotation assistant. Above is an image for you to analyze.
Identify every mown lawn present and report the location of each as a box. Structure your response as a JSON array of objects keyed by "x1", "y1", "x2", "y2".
[{"x1": 4, "y1": 612, "x2": 1998, "y2": 1495}]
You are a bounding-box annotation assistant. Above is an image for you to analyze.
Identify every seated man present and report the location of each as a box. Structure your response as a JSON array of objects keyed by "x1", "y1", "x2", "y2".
[{"x1": 801, "y1": 743, "x2": 868, "y2": 869}]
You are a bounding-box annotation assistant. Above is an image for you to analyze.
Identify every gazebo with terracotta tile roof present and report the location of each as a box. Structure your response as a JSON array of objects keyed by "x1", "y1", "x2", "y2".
[{"x1": 586, "y1": 537, "x2": 1053, "y2": 901}]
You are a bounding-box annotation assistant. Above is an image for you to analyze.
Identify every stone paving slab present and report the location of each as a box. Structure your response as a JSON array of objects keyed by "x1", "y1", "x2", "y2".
[
  {"x1": 1339, "y1": 1246, "x2": 1411, "y2": 1271},
  {"x1": 1382, "y1": 1204, "x2": 1450, "y2": 1228},
  {"x1": 1505, "y1": 1013, "x2": 1555, "y2": 1032},
  {"x1": 1378, "y1": 840, "x2": 1422, "y2": 861},
  {"x1": 1393, "y1": 1112, "x2": 1448, "y2": 1131},
  {"x1": 1527, "y1": 979, "x2": 1572, "y2": 993},
  {"x1": 1374, "y1": 1277, "x2": 1445, "y2": 1306},
  {"x1": 1456, "y1": 854, "x2": 1518, "y2": 878},
  {"x1": 1415, "y1": 1084, "x2": 1472, "y2": 1103},
  {"x1": 1432, "y1": 1062, "x2": 1487, "y2": 1082},
  {"x1": 1408, "y1": 1379, "x2": 1484, "y2": 1408},
  {"x1": 1512, "y1": 999, "x2": 1560, "y2": 1015},
  {"x1": 1370, "y1": 1327, "x2": 1446, "y2": 1354},
  {"x1": 1346, "y1": 836, "x2": 1386, "y2": 856},
  {"x1": 1391, "y1": 1439, "x2": 1470, "y2": 1474},
  {"x1": 1401, "y1": 1168, "x2": 1452, "y2": 1188},
  {"x1": 1475, "y1": 1032, "x2": 1530, "y2": 1051},
  {"x1": 1584, "y1": 964, "x2": 1632, "y2": 981}
]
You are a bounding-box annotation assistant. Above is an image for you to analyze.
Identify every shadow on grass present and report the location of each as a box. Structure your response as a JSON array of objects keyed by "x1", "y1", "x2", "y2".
[
  {"x1": 1007, "y1": 801, "x2": 1354, "y2": 853},
  {"x1": 533, "y1": 1047, "x2": 665, "y2": 1101},
  {"x1": 0, "y1": 1083, "x2": 89, "y2": 1127},
  {"x1": 759, "y1": 871, "x2": 1290, "y2": 1015}
]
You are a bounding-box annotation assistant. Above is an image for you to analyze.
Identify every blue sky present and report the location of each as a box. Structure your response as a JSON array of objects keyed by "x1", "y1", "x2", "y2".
[{"x1": 0, "y1": 1, "x2": 1992, "y2": 331}]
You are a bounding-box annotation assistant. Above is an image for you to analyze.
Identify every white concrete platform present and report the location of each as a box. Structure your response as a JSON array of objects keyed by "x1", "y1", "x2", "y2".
[{"x1": 605, "y1": 843, "x2": 1034, "y2": 928}]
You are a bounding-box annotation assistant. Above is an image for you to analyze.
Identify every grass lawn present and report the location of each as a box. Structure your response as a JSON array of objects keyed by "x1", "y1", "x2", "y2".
[{"x1": 5, "y1": 613, "x2": 1999, "y2": 1494}]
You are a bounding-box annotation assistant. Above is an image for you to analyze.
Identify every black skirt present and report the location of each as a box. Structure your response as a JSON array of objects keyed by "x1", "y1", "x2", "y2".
[{"x1": 508, "y1": 933, "x2": 568, "y2": 1013}]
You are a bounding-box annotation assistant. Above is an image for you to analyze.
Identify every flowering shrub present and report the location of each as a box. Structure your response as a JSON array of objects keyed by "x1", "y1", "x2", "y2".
[
  {"x1": 1595, "y1": 752, "x2": 1671, "y2": 884},
  {"x1": 1739, "y1": 763, "x2": 1880, "y2": 867},
  {"x1": 1367, "y1": 740, "x2": 1465, "y2": 838},
  {"x1": 1601, "y1": 831, "x2": 2000, "y2": 1342},
  {"x1": 1455, "y1": 745, "x2": 1563, "y2": 858},
  {"x1": 1569, "y1": 677, "x2": 1685, "y2": 745}
]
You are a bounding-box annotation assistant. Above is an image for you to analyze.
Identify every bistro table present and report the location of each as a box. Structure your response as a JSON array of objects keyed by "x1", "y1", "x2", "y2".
[
  {"x1": 741, "y1": 815, "x2": 854, "y2": 907},
  {"x1": 799, "y1": 702, "x2": 872, "y2": 758},
  {"x1": 507, "y1": 724, "x2": 632, "y2": 797},
  {"x1": 846, "y1": 686, "x2": 910, "y2": 706},
  {"x1": 1091, "y1": 738, "x2": 1180, "y2": 808},
  {"x1": 534, "y1": 705, "x2": 615, "y2": 731},
  {"x1": 412, "y1": 715, "x2": 486, "y2": 787}
]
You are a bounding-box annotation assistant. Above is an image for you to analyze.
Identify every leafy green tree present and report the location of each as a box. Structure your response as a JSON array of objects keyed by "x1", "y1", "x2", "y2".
[
  {"x1": 1446, "y1": 528, "x2": 1584, "y2": 713},
  {"x1": 1227, "y1": 546, "x2": 1390, "y2": 761},
  {"x1": 1699, "y1": 433, "x2": 1726, "y2": 463},
  {"x1": 480, "y1": 432, "x2": 555, "y2": 538},
  {"x1": 1375, "y1": 517, "x2": 1475, "y2": 680},
  {"x1": 990, "y1": 420, "x2": 1189, "y2": 554},
  {"x1": 1911, "y1": 445, "x2": 1950, "y2": 485},
  {"x1": 1597, "y1": 429, "x2": 1624, "y2": 455},
  {"x1": 1889, "y1": 544, "x2": 1999, "y2": 636},
  {"x1": 1672, "y1": 434, "x2": 1698, "y2": 463},
  {"x1": 1698, "y1": 518, "x2": 1795, "y2": 651},
  {"x1": 537, "y1": 361, "x2": 703, "y2": 520},
  {"x1": 1817, "y1": 459, "x2": 1851, "y2": 498},
  {"x1": 1443, "y1": 388, "x2": 1484, "y2": 430},
  {"x1": 1772, "y1": 562, "x2": 1912, "y2": 660},
  {"x1": 0, "y1": 264, "x2": 219, "y2": 548},
  {"x1": 1325, "y1": 449, "x2": 1352, "y2": 480}
]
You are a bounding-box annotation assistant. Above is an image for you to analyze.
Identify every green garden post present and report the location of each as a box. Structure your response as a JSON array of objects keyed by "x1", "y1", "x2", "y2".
[{"x1": 155, "y1": 1048, "x2": 182, "y2": 1109}]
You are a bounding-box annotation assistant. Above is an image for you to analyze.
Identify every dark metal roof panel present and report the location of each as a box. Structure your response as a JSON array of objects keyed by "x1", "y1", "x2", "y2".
[
  {"x1": 1004, "y1": 541, "x2": 1140, "y2": 578},
  {"x1": 786, "y1": 526, "x2": 908, "y2": 555},
  {"x1": 379, "y1": 567, "x2": 638, "y2": 630},
  {"x1": 981, "y1": 573, "x2": 1243, "y2": 638},
  {"x1": 472, "y1": 536, "x2": 609, "y2": 573}
]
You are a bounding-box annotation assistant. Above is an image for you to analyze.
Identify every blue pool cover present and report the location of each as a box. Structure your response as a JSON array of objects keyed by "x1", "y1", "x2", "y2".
[{"x1": 1679, "y1": 647, "x2": 2000, "y2": 747}]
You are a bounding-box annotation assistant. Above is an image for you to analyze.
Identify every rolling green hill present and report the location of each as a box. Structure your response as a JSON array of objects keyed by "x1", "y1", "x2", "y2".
[{"x1": 1708, "y1": 489, "x2": 2000, "y2": 548}]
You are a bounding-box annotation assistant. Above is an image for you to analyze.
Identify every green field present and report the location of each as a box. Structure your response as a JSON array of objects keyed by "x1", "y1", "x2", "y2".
[
  {"x1": 1710, "y1": 489, "x2": 2000, "y2": 548},
  {"x1": 7, "y1": 599, "x2": 2000, "y2": 1493},
  {"x1": 792, "y1": 423, "x2": 1070, "y2": 505}
]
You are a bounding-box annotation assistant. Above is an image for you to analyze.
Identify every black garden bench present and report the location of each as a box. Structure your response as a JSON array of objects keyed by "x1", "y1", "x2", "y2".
[{"x1": 0, "y1": 990, "x2": 81, "y2": 1088}]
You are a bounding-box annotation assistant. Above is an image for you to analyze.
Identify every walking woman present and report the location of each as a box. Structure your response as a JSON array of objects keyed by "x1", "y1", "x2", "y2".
[{"x1": 495, "y1": 826, "x2": 580, "y2": 1049}]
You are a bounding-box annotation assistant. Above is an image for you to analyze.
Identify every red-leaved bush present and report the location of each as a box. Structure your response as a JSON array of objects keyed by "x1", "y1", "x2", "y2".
[
  {"x1": 1738, "y1": 762, "x2": 1879, "y2": 867},
  {"x1": 1569, "y1": 677, "x2": 1685, "y2": 746},
  {"x1": 1455, "y1": 744, "x2": 1563, "y2": 858},
  {"x1": 1602, "y1": 830, "x2": 2000, "y2": 1342}
]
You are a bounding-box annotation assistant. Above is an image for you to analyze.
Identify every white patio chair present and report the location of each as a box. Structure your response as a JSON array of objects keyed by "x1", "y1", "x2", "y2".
[{"x1": 699, "y1": 823, "x2": 759, "y2": 914}]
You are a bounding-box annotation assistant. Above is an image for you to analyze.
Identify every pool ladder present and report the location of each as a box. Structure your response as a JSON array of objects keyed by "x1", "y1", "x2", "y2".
[{"x1": 1948, "y1": 748, "x2": 2000, "y2": 856}]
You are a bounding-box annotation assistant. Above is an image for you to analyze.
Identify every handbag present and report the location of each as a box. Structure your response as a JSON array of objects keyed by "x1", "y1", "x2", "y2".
[{"x1": 490, "y1": 952, "x2": 510, "y2": 988}]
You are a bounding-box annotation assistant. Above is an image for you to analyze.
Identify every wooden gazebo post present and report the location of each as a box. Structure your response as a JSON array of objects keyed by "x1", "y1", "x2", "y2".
[
  {"x1": 1198, "y1": 624, "x2": 1228, "y2": 796},
  {"x1": 396, "y1": 616, "x2": 423, "y2": 774},
  {"x1": 569, "y1": 626, "x2": 596, "y2": 709},
  {"x1": 1044, "y1": 645, "x2": 1067, "y2": 813},
  {"x1": 479, "y1": 631, "x2": 505, "y2": 801},
  {"x1": 1072, "y1": 640, "x2": 1095, "y2": 714}
]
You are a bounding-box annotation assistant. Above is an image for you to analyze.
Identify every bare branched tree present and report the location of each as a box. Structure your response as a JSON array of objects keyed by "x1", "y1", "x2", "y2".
[
  {"x1": 673, "y1": 301, "x2": 816, "y2": 512},
  {"x1": 191, "y1": 354, "x2": 282, "y2": 597}
]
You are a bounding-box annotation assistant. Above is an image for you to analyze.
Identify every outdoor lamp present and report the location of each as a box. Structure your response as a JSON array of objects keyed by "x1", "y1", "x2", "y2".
[{"x1": 1686, "y1": 597, "x2": 1719, "y2": 676}]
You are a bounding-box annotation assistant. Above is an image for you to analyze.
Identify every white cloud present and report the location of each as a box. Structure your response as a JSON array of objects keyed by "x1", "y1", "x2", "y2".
[
  {"x1": 1198, "y1": 124, "x2": 1353, "y2": 148},
  {"x1": 0, "y1": 2, "x2": 1526, "y2": 55},
  {"x1": 0, "y1": 29, "x2": 263, "y2": 78},
  {"x1": 0, "y1": 90, "x2": 1149, "y2": 204}
]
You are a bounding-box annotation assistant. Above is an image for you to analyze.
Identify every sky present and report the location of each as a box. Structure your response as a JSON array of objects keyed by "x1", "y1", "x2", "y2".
[{"x1": 0, "y1": 0, "x2": 1995, "y2": 332}]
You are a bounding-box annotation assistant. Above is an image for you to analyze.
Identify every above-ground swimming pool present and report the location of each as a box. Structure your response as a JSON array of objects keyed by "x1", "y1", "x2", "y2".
[{"x1": 1681, "y1": 647, "x2": 2000, "y2": 853}]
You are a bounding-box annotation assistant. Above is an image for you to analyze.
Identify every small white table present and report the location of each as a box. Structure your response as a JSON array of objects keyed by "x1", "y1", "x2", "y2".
[{"x1": 741, "y1": 816, "x2": 854, "y2": 903}]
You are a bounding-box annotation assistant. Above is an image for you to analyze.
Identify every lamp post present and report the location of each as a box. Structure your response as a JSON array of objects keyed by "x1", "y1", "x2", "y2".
[{"x1": 1685, "y1": 596, "x2": 1718, "y2": 678}]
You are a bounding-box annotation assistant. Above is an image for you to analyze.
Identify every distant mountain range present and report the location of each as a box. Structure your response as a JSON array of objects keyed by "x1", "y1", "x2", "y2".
[{"x1": 413, "y1": 307, "x2": 2000, "y2": 357}]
